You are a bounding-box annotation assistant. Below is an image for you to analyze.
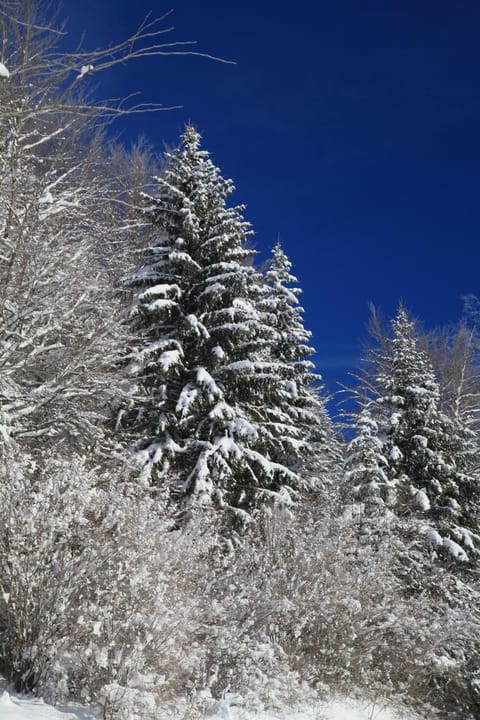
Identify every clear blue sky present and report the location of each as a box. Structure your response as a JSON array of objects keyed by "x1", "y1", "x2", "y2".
[{"x1": 61, "y1": 0, "x2": 480, "y2": 393}]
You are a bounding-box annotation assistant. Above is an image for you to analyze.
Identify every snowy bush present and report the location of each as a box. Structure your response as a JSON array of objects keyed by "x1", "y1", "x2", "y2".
[
  {"x1": 0, "y1": 447, "x2": 300, "y2": 717},
  {"x1": 0, "y1": 451, "x2": 197, "y2": 717},
  {"x1": 1, "y1": 451, "x2": 479, "y2": 718},
  {"x1": 0, "y1": 451, "x2": 102, "y2": 692},
  {"x1": 212, "y1": 506, "x2": 480, "y2": 719}
]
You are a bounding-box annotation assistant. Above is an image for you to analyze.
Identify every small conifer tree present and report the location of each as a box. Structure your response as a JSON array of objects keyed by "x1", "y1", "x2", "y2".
[{"x1": 346, "y1": 306, "x2": 479, "y2": 565}]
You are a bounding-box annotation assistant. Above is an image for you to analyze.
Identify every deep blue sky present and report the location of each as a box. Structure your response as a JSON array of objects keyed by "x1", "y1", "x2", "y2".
[{"x1": 61, "y1": 0, "x2": 480, "y2": 394}]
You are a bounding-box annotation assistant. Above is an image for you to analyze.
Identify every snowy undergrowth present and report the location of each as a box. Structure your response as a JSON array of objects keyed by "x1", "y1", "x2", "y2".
[{"x1": 1, "y1": 450, "x2": 479, "y2": 718}]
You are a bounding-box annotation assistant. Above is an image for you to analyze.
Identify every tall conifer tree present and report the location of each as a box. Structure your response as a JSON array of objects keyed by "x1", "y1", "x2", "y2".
[
  {"x1": 126, "y1": 127, "x2": 333, "y2": 519},
  {"x1": 260, "y1": 242, "x2": 340, "y2": 482}
]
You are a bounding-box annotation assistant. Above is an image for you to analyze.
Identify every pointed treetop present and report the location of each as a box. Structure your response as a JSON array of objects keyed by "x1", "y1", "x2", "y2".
[
  {"x1": 273, "y1": 235, "x2": 283, "y2": 253},
  {"x1": 181, "y1": 123, "x2": 202, "y2": 153},
  {"x1": 391, "y1": 303, "x2": 416, "y2": 337},
  {"x1": 266, "y1": 242, "x2": 299, "y2": 291}
]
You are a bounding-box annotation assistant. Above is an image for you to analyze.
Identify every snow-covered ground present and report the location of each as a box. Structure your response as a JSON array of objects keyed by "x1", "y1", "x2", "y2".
[
  {"x1": 0, "y1": 691, "x2": 96, "y2": 719},
  {"x1": 0, "y1": 690, "x2": 423, "y2": 720},
  {"x1": 203, "y1": 697, "x2": 422, "y2": 720}
]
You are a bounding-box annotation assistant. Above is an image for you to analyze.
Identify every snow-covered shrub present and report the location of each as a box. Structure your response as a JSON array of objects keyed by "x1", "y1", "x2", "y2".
[
  {"x1": 0, "y1": 448, "x2": 282, "y2": 717},
  {"x1": 0, "y1": 451, "x2": 102, "y2": 692},
  {"x1": 0, "y1": 450, "x2": 199, "y2": 717},
  {"x1": 190, "y1": 552, "x2": 314, "y2": 713},
  {"x1": 1, "y1": 446, "x2": 478, "y2": 718},
  {"x1": 217, "y1": 506, "x2": 480, "y2": 719}
]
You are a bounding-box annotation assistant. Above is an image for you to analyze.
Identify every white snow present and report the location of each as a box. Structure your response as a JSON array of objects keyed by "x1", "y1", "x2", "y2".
[
  {"x1": 208, "y1": 400, "x2": 235, "y2": 421},
  {"x1": 319, "y1": 697, "x2": 421, "y2": 720},
  {"x1": 226, "y1": 360, "x2": 254, "y2": 372},
  {"x1": 414, "y1": 489, "x2": 430, "y2": 511},
  {"x1": 412, "y1": 435, "x2": 428, "y2": 449},
  {"x1": 284, "y1": 379, "x2": 298, "y2": 396},
  {"x1": 200, "y1": 281, "x2": 226, "y2": 296},
  {"x1": 424, "y1": 526, "x2": 443, "y2": 547},
  {"x1": 210, "y1": 697, "x2": 420, "y2": 719},
  {"x1": 389, "y1": 445, "x2": 402, "y2": 462},
  {"x1": 0, "y1": 691, "x2": 95, "y2": 719},
  {"x1": 145, "y1": 298, "x2": 177, "y2": 313},
  {"x1": 212, "y1": 345, "x2": 226, "y2": 360},
  {"x1": 455, "y1": 527, "x2": 475, "y2": 549},
  {"x1": 170, "y1": 250, "x2": 201, "y2": 270},
  {"x1": 389, "y1": 413, "x2": 402, "y2": 427},
  {"x1": 432, "y1": 654, "x2": 458, "y2": 671},
  {"x1": 447, "y1": 497, "x2": 460, "y2": 512},
  {"x1": 138, "y1": 283, "x2": 181, "y2": 301},
  {"x1": 442, "y1": 537, "x2": 468, "y2": 562},
  {"x1": 39, "y1": 191, "x2": 53, "y2": 205},
  {"x1": 77, "y1": 64, "x2": 94, "y2": 79},
  {"x1": 0, "y1": 691, "x2": 423, "y2": 720},
  {"x1": 230, "y1": 417, "x2": 259, "y2": 440},
  {"x1": 186, "y1": 314, "x2": 210, "y2": 339},
  {"x1": 217, "y1": 435, "x2": 243, "y2": 460},
  {"x1": 158, "y1": 349, "x2": 182, "y2": 371},
  {"x1": 176, "y1": 382, "x2": 200, "y2": 416},
  {"x1": 0, "y1": 62, "x2": 10, "y2": 79},
  {"x1": 197, "y1": 367, "x2": 222, "y2": 394}
]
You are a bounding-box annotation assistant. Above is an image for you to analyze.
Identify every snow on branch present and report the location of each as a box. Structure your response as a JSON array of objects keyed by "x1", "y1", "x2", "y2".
[{"x1": 68, "y1": 11, "x2": 234, "y2": 84}]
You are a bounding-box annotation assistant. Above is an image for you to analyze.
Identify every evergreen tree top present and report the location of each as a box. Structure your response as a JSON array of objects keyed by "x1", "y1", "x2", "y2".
[
  {"x1": 181, "y1": 123, "x2": 202, "y2": 151},
  {"x1": 378, "y1": 305, "x2": 437, "y2": 398}
]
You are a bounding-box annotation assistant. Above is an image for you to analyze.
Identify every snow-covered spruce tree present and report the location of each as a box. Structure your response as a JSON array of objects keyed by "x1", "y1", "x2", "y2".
[
  {"x1": 262, "y1": 242, "x2": 313, "y2": 365},
  {"x1": 126, "y1": 126, "x2": 330, "y2": 519},
  {"x1": 347, "y1": 305, "x2": 479, "y2": 566},
  {"x1": 342, "y1": 407, "x2": 394, "y2": 538},
  {"x1": 260, "y1": 241, "x2": 340, "y2": 484}
]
